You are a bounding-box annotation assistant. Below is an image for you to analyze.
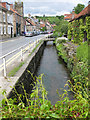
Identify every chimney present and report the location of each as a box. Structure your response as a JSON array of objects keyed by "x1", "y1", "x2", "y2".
[
  {"x1": 88, "y1": 1, "x2": 90, "y2": 5},
  {"x1": 72, "y1": 10, "x2": 75, "y2": 19}
]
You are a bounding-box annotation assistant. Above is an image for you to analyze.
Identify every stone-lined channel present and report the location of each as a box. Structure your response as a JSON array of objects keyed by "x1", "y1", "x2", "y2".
[{"x1": 36, "y1": 41, "x2": 73, "y2": 105}]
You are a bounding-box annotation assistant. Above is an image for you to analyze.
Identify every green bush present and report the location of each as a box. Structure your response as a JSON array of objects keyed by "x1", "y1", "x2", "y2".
[
  {"x1": 0, "y1": 41, "x2": 89, "y2": 119},
  {"x1": 55, "y1": 40, "x2": 89, "y2": 118},
  {"x1": 52, "y1": 32, "x2": 58, "y2": 38},
  {"x1": 0, "y1": 73, "x2": 89, "y2": 119}
]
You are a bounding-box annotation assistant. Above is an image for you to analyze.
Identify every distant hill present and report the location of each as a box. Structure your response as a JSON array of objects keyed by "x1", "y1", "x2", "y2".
[{"x1": 35, "y1": 15, "x2": 64, "y2": 25}]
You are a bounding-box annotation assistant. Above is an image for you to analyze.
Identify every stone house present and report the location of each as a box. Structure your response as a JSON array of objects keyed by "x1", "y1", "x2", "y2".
[
  {"x1": 11, "y1": 1, "x2": 25, "y2": 37},
  {"x1": 11, "y1": 9, "x2": 25, "y2": 37},
  {"x1": 26, "y1": 14, "x2": 37, "y2": 32},
  {"x1": 25, "y1": 19, "x2": 34, "y2": 32},
  {"x1": 0, "y1": 1, "x2": 25, "y2": 39},
  {"x1": 0, "y1": 2, "x2": 14, "y2": 40},
  {"x1": 45, "y1": 20, "x2": 52, "y2": 31},
  {"x1": 40, "y1": 19, "x2": 46, "y2": 30}
]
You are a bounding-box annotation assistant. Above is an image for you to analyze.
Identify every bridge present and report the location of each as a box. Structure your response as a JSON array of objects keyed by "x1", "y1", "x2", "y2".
[{"x1": 44, "y1": 38, "x2": 55, "y2": 41}]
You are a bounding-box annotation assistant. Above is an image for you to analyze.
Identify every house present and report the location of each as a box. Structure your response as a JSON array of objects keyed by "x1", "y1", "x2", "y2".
[
  {"x1": 40, "y1": 19, "x2": 46, "y2": 31},
  {"x1": 45, "y1": 20, "x2": 52, "y2": 31},
  {"x1": 25, "y1": 14, "x2": 37, "y2": 32},
  {"x1": 25, "y1": 19, "x2": 35, "y2": 32},
  {"x1": 12, "y1": 1, "x2": 25, "y2": 36},
  {"x1": 0, "y1": 2, "x2": 14, "y2": 39},
  {"x1": 64, "y1": 11, "x2": 77, "y2": 21},
  {"x1": 68, "y1": 1, "x2": 90, "y2": 42},
  {"x1": 0, "y1": 1, "x2": 25, "y2": 39}
]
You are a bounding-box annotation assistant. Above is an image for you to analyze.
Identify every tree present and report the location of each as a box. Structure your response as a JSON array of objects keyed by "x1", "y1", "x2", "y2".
[
  {"x1": 54, "y1": 20, "x2": 68, "y2": 34},
  {"x1": 74, "y1": 4, "x2": 85, "y2": 14}
]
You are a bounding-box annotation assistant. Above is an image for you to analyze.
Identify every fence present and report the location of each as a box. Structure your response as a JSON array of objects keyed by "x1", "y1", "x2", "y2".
[{"x1": 0, "y1": 37, "x2": 46, "y2": 77}]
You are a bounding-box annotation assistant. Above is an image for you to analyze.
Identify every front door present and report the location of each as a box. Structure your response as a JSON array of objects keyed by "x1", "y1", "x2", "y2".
[{"x1": 11, "y1": 27, "x2": 12, "y2": 38}]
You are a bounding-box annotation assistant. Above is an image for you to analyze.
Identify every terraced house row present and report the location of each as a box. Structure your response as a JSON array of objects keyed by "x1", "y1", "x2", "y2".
[{"x1": 0, "y1": 1, "x2": 25, "y2": 40}]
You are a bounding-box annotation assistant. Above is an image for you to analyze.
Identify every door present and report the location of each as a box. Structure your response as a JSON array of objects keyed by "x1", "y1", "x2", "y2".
[{"x1": 11, "y1": 27, "x2": 12, "y2": 38}]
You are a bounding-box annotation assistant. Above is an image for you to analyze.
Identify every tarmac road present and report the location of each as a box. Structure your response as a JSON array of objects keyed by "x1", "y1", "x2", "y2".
[
  {"x1": 0, "y1": 34, "x2": 47, "y2": 57},
  {"x1": 0, "y1": 34, "x2": 48, "y2": 72}
]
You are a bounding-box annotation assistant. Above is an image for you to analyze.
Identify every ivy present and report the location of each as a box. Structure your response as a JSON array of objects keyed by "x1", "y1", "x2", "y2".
[
  {"x1": 68, "y1": 16, "x2": 90, "y2": 43},
  {"x1": 86, "y1": 16, "x2": 90, "y2": 42}
]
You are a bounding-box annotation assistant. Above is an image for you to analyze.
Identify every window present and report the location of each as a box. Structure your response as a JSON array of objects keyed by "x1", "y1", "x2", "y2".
[
  {"x1": 0, "y1": 11, "x2": 2, "y2": 22},
  {"x1": 6, "y1": 4, "x2": 10, "y2": 10},
  {"x1": 7, "y1": 14, "x2": 10, "y2": 23},
  {"x1": 10, "y1": 14, "x2": 13, "y2": 24},
  {"x1": 3, "y1": 13, "x2": 6, "y2": 22},
  {"x1": 8, "y1": 26, "x2": 11, "y2": 34},
  {"x1": 4, "y1": 26, "x2": 6, "y2": 34},
  {"x1": 0, "y1": 26, "x2": 3, "y2": 35}
]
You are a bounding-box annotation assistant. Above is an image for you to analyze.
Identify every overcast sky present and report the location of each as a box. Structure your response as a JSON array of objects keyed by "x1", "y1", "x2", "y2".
[{"x1": 2, "y1": 0, "x2": 88, "y2": 16}]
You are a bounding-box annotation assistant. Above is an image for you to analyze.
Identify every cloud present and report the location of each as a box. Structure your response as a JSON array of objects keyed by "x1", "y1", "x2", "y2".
[
  {"x1": 2, "y1": 0, "x2": 88, "y2": 16},
  {"x1": 24, "y1": 2, "x2": 74, "y2": 16}
]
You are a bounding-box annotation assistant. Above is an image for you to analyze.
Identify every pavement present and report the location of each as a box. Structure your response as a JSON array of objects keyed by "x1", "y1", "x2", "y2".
[
  {"x1": 0, "y1": 40, "x2": 44, "y2": 101},
  {"x1": 0, "y1": 34, "x2": 50, "y2": 101}
]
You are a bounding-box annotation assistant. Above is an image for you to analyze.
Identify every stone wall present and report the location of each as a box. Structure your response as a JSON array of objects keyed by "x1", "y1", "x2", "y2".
[{"x1": 8, "y1": 42, "x2": 45, "y2": 101}]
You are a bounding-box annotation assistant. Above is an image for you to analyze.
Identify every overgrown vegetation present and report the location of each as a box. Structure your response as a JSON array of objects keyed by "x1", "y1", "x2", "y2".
[
  {"x1": 0, "y1": 39, "x2": 89, "y2": 119},
  {"x1": 36, "y1": 16, "x2": 64, "y2": 25},
  {"x1": 0, "y1": 72, "x2": 89, "y2": 119},
  {"x1": 68, "y1": 16, "x2": 90, "y2": 44},
  {"x1": 56, "y1": 39, "x2": 89, "y2": 118},
  {"x1": 36, "y1": 15, "x2": 68, "y2": 38}
]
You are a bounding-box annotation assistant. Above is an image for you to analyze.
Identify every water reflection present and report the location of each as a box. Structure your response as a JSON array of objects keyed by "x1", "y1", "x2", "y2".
[{"x1": 36, "y1": 41, "x2": 73, "y2": 105}]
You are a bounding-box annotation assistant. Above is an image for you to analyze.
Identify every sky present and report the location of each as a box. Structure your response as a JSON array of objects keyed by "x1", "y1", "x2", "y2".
[{"x1": 2, "y1": 0, "x2": 88, "y2": 16}]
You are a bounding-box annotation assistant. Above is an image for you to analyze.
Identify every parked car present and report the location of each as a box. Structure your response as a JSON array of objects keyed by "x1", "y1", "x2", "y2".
[
  {"x1": 25, "y1": 31, "x2": 33, "y2": 37},
  {"x1": 33, "y1": 31, "x2": 37, "y2": 36}
]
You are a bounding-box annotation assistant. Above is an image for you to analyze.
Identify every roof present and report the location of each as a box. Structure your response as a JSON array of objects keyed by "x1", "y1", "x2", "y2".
[
  {"x1": 0, "y1": 2, "x2": 7, "y2": 10},
  {"x1": 40, "y1": 23, "x2": 45, "y2": 27},
  {"x1": 64, "y1": 13, "x2": 77, "y2": 20},
  {"x1": 28, "y1": 19, "x2": 36, "y2": 26},
  {"x1": 51, "y1": 24, "x2": 56, "y2": 27},
  {"x1": 26, "y1": 18, "x2": 36, "y2": 26},
  {"x1": 0, "y1": 2, "x2": 23, "y2": 17},
  {"x1": 70, "y1": 4, "x2": 90, "y2": 21},
  {"x1": 11, "y1": 8, "x2": 23, "y2": 17}
]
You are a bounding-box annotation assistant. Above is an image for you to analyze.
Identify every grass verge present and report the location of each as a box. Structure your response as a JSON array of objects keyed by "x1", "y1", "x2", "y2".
[
  {"x1": 29, "y1": 40, "x2": 43, "y2": 56},
  {"x1": 8, "y1": 62, "x2": 24, "y2": 77}
]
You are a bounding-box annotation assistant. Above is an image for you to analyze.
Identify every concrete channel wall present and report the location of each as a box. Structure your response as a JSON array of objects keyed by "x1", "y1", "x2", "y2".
[{"x1": 7, "y1": 41, "x2": 45, "y2": 100}]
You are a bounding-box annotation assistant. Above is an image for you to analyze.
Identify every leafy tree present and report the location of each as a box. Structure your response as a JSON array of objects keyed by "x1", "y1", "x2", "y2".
[
  {"x1": 56, "y1": 15, "x2": 64, "y2": 20},
  {"x1": 54, "y1": 20, "x2": 68, "y2": 34},
  {"x1": 74, "y1": 4, "x2": 85, "y2": 14}
]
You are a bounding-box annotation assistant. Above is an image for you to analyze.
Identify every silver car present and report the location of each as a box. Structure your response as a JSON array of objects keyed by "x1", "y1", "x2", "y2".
[{"x1": 25, "y1": 31, "x2": 33, "y2": 37}]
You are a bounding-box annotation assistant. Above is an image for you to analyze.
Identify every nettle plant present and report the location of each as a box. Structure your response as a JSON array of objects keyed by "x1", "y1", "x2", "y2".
[{"x1": 0, "y1": 72, "x2": 89, "y2": 119}]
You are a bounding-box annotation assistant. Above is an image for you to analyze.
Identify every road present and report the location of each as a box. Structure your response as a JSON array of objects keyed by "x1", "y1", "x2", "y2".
[
  {"x1": 0, "y1": 34, "x2": 48, "y2": 73},
  {"x1": 0, "y1": 34, "x2": 47, "y2": 57}
]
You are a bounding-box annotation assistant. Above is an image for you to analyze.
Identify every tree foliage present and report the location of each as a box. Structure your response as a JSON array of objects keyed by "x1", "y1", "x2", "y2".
[
  {"x1": 54, "y1": 20, "x2": 68, "y2": 34},
  {"x1": 74, "y1": 4, "x2": 85, "y2": 14}
]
